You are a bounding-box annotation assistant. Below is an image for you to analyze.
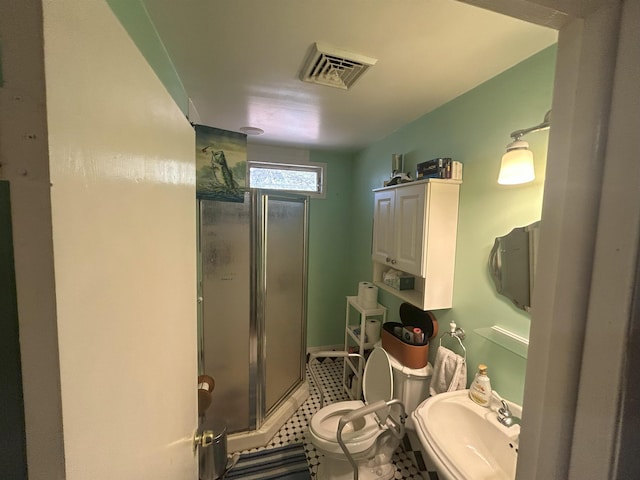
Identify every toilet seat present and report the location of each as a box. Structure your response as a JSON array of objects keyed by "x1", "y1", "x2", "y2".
[
  {"x1": 310, "y1": 400, "x2": 381, "y2": 454},
  {"x1": 309, "y1": 348, "x2": 395, "y2": 456}
]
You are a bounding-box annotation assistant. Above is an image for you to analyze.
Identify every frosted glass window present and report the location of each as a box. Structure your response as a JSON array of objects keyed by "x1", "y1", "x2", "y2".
[{"x1": 248, "y1": 161, "x2": 325, "y2": 196}]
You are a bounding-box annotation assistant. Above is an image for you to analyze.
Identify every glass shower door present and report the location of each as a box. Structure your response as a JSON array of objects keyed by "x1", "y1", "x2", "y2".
[
  {"x1": 258, "y1": 193, "x2": 308, "y2": 416},
  {"x1": 199, "y1": 195, "x2": 254, "y2": 433},
  {"x1": 199, "y1": 191, "x2": 308, "y2": 433}
]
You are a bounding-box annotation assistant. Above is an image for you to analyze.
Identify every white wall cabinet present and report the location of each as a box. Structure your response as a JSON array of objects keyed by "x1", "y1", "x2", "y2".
[{"x1": 372, "y1": 179, "x2": 461, "y2": 310}]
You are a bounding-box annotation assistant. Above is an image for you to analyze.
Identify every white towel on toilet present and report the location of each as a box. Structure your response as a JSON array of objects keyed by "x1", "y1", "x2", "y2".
[{"x1": 429, "y1": 346, "x2": 467, "y2": 396}]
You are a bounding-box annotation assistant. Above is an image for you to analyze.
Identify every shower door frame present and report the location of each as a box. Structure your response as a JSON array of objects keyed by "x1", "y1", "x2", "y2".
[
  {"x1": 197, "y1": 190, "x2": 308, "y2": 433},
  {"x1": 197, "y1": 193, "x2": 255, "y2": 432},
  {"x1": 252, "y1": 190, "x2": 309, "y2": 427}
]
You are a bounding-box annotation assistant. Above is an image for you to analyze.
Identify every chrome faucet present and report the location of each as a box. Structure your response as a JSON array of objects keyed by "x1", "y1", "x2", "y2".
[{"x1": 497, "y1": 400, "x2": 521, "y2": 427}]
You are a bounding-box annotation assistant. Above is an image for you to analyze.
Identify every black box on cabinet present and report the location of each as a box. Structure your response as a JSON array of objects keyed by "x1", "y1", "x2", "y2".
[{"x1": 416, "y1": 158, "x2": 452, "y2": 179}]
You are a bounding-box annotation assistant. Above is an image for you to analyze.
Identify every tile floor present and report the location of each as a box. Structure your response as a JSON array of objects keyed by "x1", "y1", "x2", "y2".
[{"x1": 237, "y1": 357, "x2": 440, "y2": 480}]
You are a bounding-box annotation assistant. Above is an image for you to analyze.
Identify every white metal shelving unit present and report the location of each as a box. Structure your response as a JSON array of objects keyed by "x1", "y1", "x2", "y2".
[{"x1": 342, "y1": 296, "x2": 387, "y2": 400}]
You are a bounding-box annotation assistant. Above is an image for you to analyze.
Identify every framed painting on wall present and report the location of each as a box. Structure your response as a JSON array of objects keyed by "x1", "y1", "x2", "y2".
[{"x1": 195, "y1": 124, "x2": 247, "y2": 201}]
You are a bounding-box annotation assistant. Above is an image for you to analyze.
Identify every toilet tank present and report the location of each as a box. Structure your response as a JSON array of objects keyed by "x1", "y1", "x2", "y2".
[{"x1": 388, "y1": 353, "x2": 433, "y2": 429}]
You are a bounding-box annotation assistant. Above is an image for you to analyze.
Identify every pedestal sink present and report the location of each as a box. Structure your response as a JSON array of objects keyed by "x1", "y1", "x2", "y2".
[{"x1": 411, "y1": 389, "x2": 521, "y2": 480}]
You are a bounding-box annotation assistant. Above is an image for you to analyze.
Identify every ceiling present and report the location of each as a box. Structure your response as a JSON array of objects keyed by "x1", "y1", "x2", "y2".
[{"x1": 141, "y1": 0, "x2": 557, "y2": 151}]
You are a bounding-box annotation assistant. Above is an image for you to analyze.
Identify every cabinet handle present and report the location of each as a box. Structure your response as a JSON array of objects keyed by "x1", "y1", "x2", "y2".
[
  {"x1": 386, "y1": 257, "x2": 392, "y2": 263},
  {"x1": 391, "y1": 259, "x2": 397, "y2": 264}
]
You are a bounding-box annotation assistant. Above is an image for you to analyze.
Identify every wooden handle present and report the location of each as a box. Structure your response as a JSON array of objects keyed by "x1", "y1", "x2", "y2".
[
  {"x1": 197, "y1": 374, "x2": 215, "y2": 416},
  {"x1": 198, "y1": 374, "x2": 215, "y2": 392}
]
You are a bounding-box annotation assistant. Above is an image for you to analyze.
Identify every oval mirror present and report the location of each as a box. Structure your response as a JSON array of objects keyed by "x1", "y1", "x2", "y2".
[{"x1": 489, "y1": 221, "x2": 540, "y2": 312}]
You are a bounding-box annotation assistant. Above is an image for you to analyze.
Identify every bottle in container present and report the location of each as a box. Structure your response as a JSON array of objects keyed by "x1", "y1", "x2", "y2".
[{"x1": 469, "y1": 364, "x2": 492, "y2": 407}]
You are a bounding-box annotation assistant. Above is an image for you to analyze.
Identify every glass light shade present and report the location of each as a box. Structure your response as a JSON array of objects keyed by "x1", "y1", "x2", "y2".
[{"x1": 498, "y1": 141, "x2": 535, "y2": 185}]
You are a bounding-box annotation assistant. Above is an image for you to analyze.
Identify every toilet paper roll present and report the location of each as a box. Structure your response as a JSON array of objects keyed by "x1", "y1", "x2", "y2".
[
  {"x1": 413, "y1": 327, "x2": 425, "y2": 345},
  {"x1": 365, "y1": 319, "x2": 381, "y2": 344},
  {"x1": 357, "y1": 281, "x2": 373, "y2": 306},
  {"x1": 360, "y1": 285, "x2": 378, "y2": 310}
]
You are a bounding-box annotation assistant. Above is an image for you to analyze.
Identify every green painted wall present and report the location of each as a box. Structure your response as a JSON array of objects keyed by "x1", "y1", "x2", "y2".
[
  {"x1": 306, "y1": 150, "x2": 355, "y2": 347},
  {"x1": 109, "y1": 5, "x2": 556, "y2": 402},
  {"x1": 344, "y1": 46, "x2": 556, "y2": 403},
  {"x1": 107, "y1": 0, "x2": 189, "y2": 115}
]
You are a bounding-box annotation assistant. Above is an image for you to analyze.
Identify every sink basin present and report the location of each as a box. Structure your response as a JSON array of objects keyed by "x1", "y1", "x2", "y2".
[{"x1": 412, "y1": 389, "x2": 521, "y2": 480}]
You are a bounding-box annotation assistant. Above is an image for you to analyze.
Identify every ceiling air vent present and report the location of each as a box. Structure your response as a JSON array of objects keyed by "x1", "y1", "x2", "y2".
[{"x1": 299, "y1": 42, "x2": 377, "y2": 90}]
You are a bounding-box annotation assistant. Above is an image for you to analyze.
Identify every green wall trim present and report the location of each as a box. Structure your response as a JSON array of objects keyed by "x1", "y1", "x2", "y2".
[{"x1": 107, "y1": 0, "x2": 189, "y2": 115}]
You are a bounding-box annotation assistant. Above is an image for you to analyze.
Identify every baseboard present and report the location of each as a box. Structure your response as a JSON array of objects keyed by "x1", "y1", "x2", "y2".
[{"x1": 306, "y1": 344, "x2": 344, "y2": 355}]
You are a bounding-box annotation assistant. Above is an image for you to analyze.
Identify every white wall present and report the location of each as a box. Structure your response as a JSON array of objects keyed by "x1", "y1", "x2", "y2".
[
  {"x1": 42, "y1": 1, "x2": 198, "y2": 478},
  {"x1": 1, "y1": 0, "x2": 198, "y2": 478}
]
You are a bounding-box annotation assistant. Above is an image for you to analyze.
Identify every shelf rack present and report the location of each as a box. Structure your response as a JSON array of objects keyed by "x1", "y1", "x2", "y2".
[
  {"x1": 474, "y1": 325, "x2": 529, "y2": 358},
  {"x1": 342, "y1": 296, "x2": 387, "y2": 400}
]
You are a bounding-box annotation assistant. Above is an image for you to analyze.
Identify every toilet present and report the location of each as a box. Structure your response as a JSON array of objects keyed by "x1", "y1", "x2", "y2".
[
  {"x1": 387, "y1": 353, "x2": 433, "y2": 431},
  {"x1": 309, "y1": 347, "x2": 433, "y2": 480}
]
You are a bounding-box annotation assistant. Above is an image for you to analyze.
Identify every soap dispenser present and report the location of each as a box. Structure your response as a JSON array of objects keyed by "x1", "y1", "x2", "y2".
[{"x1": 469, "y1": 364, "x2": 492, "y2": 407}]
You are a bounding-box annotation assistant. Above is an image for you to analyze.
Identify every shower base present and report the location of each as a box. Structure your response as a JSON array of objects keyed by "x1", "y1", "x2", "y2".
[{"x1": 227, "y1": 381, "x2": 310, "y2": 452}]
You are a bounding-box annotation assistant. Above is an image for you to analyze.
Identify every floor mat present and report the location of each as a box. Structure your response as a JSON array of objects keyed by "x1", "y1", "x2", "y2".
[{"x1": 225, "y1": 442, "x2": 311, "y2": 480}]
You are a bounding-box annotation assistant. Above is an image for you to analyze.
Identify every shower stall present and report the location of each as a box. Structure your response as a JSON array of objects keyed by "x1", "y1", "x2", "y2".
[{"x1": 197, "y1": 190, "x2": 309, "y2": 451}]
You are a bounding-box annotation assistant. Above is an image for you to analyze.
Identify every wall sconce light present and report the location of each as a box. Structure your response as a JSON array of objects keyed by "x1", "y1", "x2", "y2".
[{"x1": 498, "y1": 110, "x2": 551, "y2": 185}]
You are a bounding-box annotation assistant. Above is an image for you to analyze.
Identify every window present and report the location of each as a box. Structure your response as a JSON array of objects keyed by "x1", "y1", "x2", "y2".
[{"x1": 248, "y1": 161, "x2": 325, "y2": 197}]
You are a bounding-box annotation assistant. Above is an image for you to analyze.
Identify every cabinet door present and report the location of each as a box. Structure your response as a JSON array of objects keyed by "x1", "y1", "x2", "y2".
[
  {"x1": 394, "y1": 184, "x2": 426, "y2": 276},
  {"x1": 372, "y1": 189, "x2": 395, "y2": 265}
]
